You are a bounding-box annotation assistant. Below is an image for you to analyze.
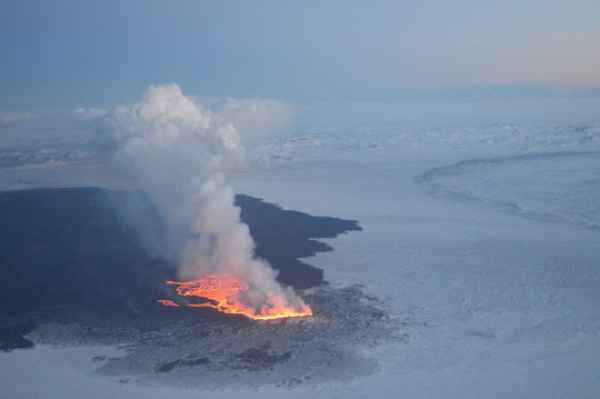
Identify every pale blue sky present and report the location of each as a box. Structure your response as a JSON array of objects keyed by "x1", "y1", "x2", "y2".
[{"x1": 2, "y1": 0, "x2": 600, "y2": 110}]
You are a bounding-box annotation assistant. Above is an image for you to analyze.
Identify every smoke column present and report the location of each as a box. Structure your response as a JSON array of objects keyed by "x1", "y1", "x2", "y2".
[{"x1": 108, "y1": 84, "x2": 308, "y2": 312}]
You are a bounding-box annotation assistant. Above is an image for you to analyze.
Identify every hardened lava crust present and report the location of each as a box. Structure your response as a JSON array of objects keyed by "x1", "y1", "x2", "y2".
[{"x1": 27, "y1": 284, "x2": 400, "y2": 389}]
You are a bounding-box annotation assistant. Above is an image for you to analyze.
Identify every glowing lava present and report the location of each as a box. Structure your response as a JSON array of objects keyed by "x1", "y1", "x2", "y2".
[
  {"x1": 158, "y1": 273, "x2": 313, "y2": 320},
  {"x1": 157, "y1": 299, "x2": 180, "y2": 307}
]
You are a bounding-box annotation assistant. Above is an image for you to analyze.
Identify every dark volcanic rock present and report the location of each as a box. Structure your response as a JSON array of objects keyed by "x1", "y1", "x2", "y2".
[
  {"x1": 236, "y1": 194, "x2": 362, "y2": 288},
  {"x1": 233, "y1": 344, "x2": 292, "y2": 370},
  {"x1": 0, "y1": 319, "x2": 35, "y2": 351},
  {"x1": 155, "y1": 356, "x2": 211, "y2": 373},
  {"x1": 0, "y1": 187, "x2": 170, "y2": 320},
  {"x1": 0, "y1": 187, "x2": 394, "y2": 389},
  {"x1": 0, "y1": 187, "x2": 361, "y2": 321}
]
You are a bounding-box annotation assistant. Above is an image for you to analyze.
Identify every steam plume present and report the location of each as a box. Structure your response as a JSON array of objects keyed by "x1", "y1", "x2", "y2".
[{"x1": 108, "y1": 84, "x2": 306, "y2": 311}]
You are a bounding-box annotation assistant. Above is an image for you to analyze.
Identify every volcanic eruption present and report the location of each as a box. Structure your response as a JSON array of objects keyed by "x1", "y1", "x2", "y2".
[
  {"x1": 109, "y1": 84, "x2": 312, "y2": 320},
  {"x1": 159, "y1": 274, "x2": 312, "y2": 320}
]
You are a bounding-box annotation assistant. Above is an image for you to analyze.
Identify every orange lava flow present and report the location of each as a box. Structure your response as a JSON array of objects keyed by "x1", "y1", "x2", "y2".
[
  {"x1": 157, "y1": 299, "x2": 180, "y2": 307},
  {"x1": 158, "y1": 273, "x2": 313, "y2": 320}
]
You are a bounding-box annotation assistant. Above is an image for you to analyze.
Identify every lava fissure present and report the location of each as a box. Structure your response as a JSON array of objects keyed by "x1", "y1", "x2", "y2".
[{"x1": 159, "y1": 273, "x2": 313, "y2": 320}]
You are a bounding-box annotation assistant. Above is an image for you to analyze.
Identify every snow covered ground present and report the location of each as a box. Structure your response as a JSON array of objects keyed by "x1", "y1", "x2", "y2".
[{"x1": 2, "y1": 97, "x2": 600, "y2": 398}]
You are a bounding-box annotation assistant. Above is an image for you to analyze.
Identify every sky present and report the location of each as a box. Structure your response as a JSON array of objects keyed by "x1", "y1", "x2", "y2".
[{"x1": 2, "y1": 0, "x2": 600, "y2": 111}]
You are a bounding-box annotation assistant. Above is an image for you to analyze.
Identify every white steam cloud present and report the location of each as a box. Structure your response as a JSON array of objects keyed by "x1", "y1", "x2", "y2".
[
  {"x1": 215, "y1": 97, "x2": 294, "y2": 146},
  {"x1": 108, "y1": 84, "x2": 306, "y2": 311}
]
